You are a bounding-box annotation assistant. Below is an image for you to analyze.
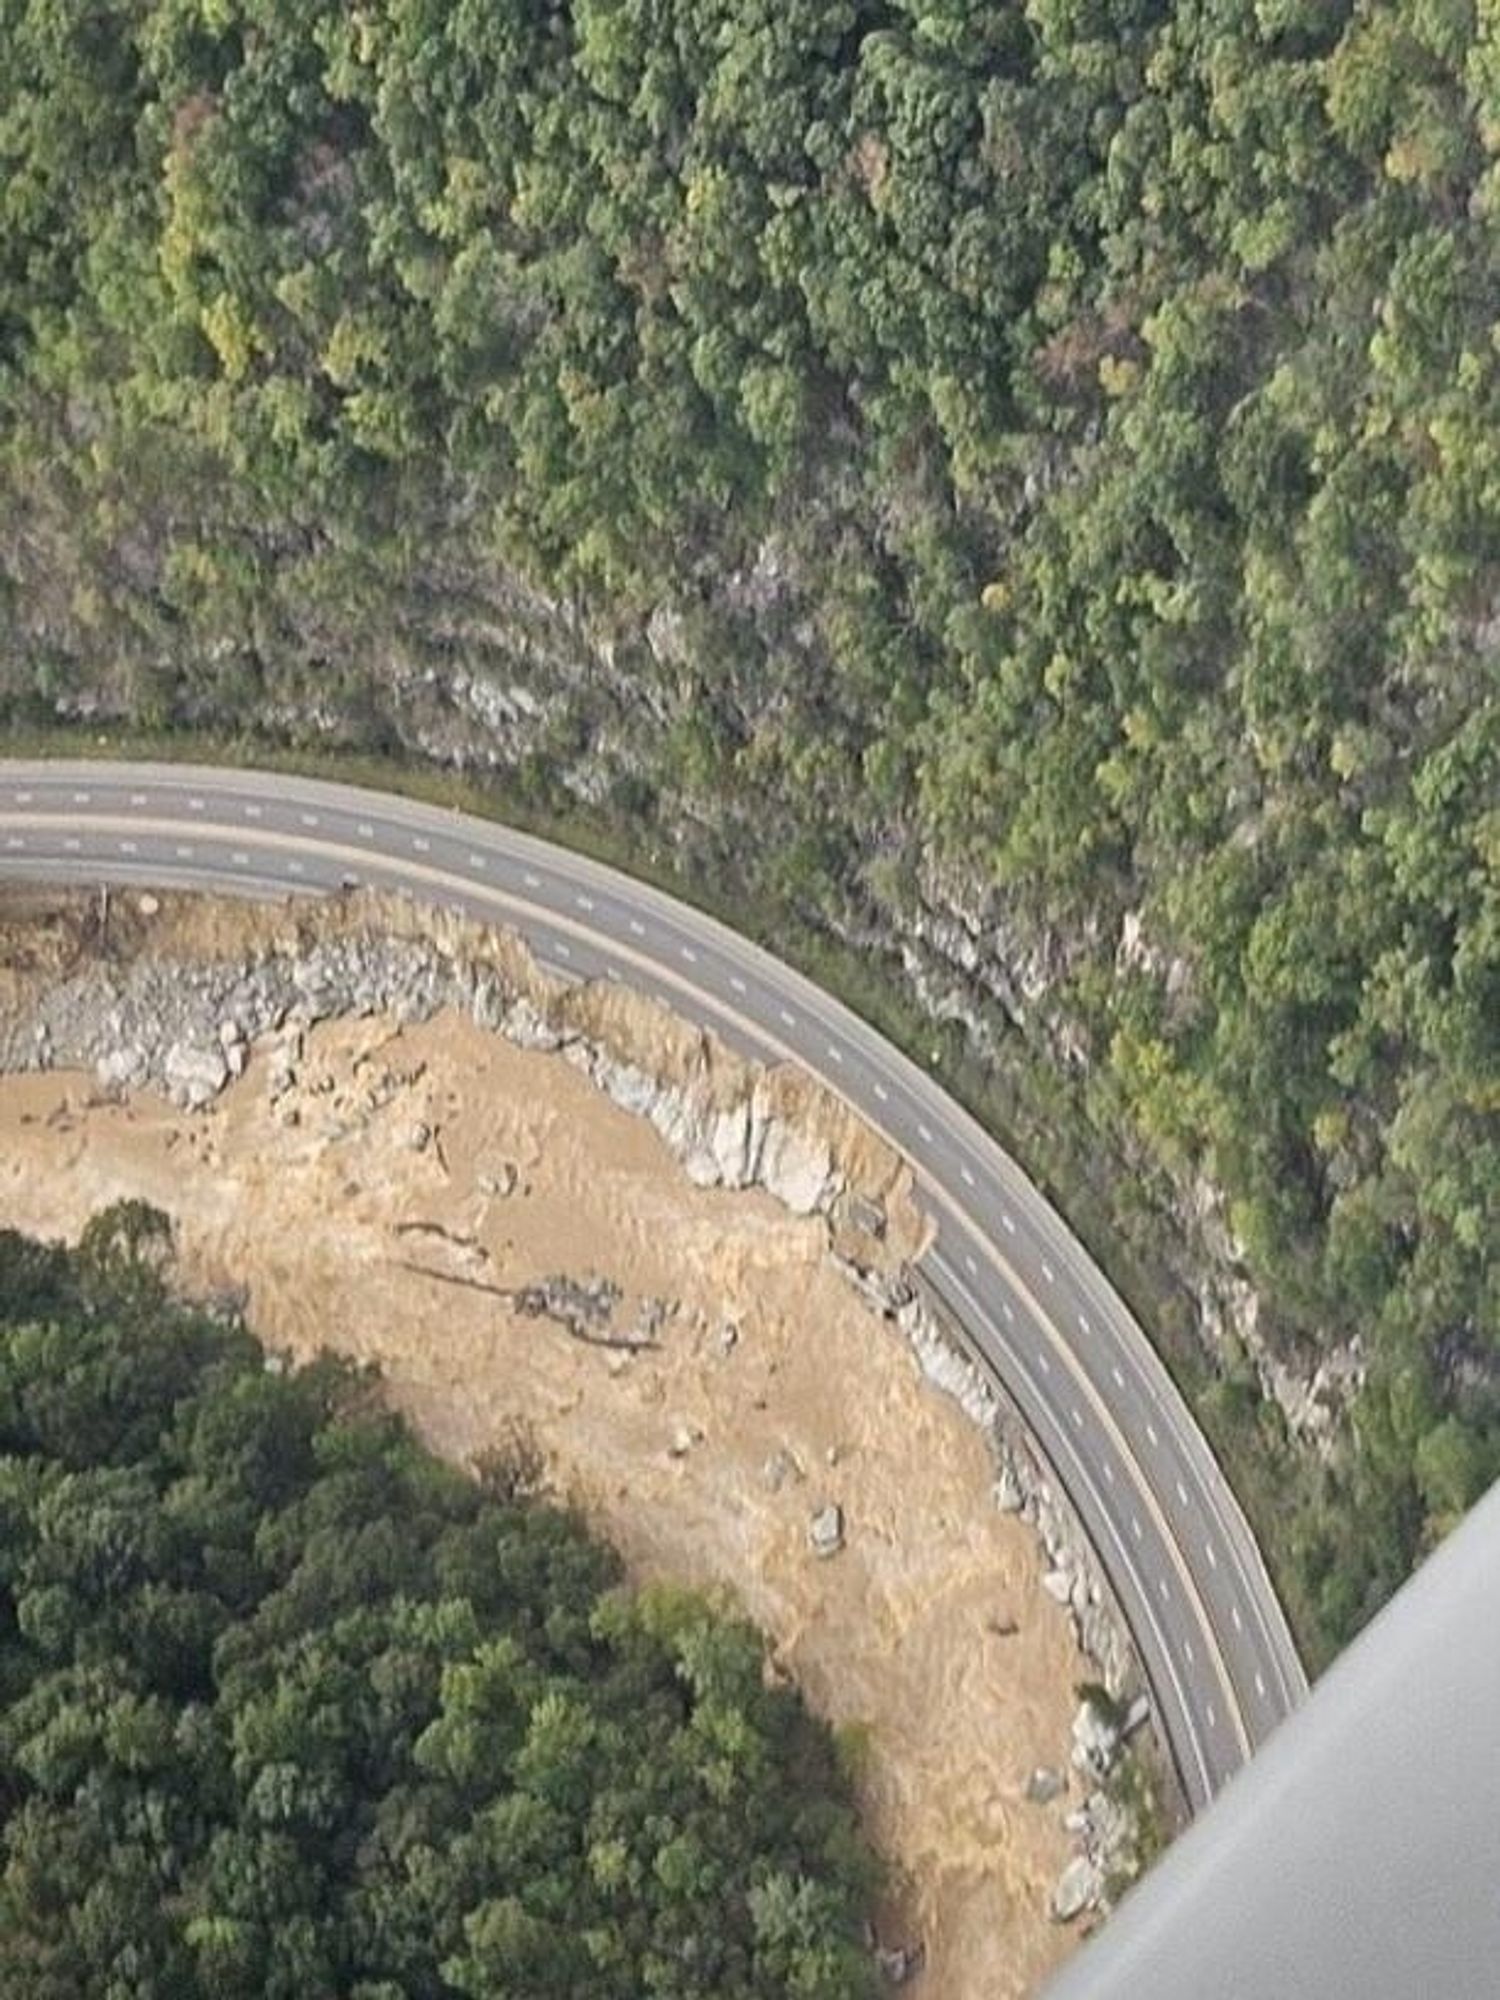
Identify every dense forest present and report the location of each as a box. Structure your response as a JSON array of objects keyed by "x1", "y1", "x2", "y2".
[
  {"x1": 0, "y1": 0, "x2": 1495, "y2": 1659},
  {"x1": 0, "y1": 1207, "x2": 880, "y2": 1998}
]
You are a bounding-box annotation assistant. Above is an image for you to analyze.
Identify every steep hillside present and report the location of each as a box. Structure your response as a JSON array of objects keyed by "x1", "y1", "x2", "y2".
[{"x1": 1, "y1": 0, "x2": 1496, "y2": 1657}]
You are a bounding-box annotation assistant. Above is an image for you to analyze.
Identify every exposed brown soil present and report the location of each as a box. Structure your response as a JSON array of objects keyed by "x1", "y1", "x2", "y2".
[{"x1": 0, "y1": 917, "x2": 1089, "y2": 1994}]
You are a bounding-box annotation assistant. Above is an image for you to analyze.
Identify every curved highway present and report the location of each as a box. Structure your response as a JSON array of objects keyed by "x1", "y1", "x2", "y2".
[{"x1": 0, "y1": 757, "x2": 1306, "y2": 1808}]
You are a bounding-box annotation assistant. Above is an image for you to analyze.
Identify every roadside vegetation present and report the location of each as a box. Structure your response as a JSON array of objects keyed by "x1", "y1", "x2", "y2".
[
  {"x1": 1, "y1": 0, "x2": 1496, "y2": 1667},
  {"x1": 0, "y1": 1205, "x2": 881, "y2": 1999}
]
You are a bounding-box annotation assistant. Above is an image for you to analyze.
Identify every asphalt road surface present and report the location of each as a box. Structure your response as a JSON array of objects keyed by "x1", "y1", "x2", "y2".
[{"x1": 0, "y1": 758, "x2": 1308, "y2": 1810}]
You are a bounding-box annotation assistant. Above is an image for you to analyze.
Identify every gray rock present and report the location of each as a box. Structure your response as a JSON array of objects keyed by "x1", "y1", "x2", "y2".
[
  {"x1": 95, "y1": 1047, "x2": 147, "y2": 1091},
  {"x1": 164, "y1": 1040, "x2": 229, "y2": 1110},
  {"x1": 808, "y1": 1503, "x2": 845, "y2": 1558},
  {"x1": 512, "y1": 1273, "x2": 620, "y2": 1334},
  {"x1": 405, "y1": 1120, "x2": 432, "y2": 1153},
  {"x1": 993, "y1": 1465, "x2": 1024, "y2": 1513},
  {"x1": 595, "y1": 1059, "x2": 658, "y2": 1120},
  {"x1": 1070, "y1": 1698, "x2": 1121, "y2": 1779},
  {"x1": 762, "y1": 1448, "x2": 799, "y2": 1494},
  {"x1": 708, "y1": 1102, "x2": 756, "y2": 1186},
  {"x1": 1123, "y1": 1693, "x2": 1151, "y2": 1738},
  {"x1": 1026, "y1": 1767, "x2": 1066, "y2": 1804},
  {"x1": 760, "y1": 1120, "x2": 836, "y2": 1215},
  {"x1": 503, "y1": 998, "x2": 565, "y2": 1051},
  {"x1": 1042, "y1": 1568, "x2": 1074, "y2": 1605},
  {"x1": 1050, "y1": 1854, "x2": 1102, "y2": 1924},
  {"x1": 667, "y1": 1421, "x2": 701, "y2": 1458}
]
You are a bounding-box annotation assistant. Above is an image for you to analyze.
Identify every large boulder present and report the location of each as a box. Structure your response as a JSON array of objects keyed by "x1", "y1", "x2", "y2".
[
  {"x1": 1050, "y1": 1854, "x2": 1102, "y2": 1924},
  {"x1": 1070, "y1": 1697, "x2": 1122, "y2": 1779},
  {"x1": 164, "y1": 1040, "x2": 229, "y2": 1110},
  {"x1": 759, "y1": 1120, "x2": 835, "y2": 1214},
  {"x1": 807, "y1": 1503, "x2": 845, "y2": 1558},
  {"x1": 95, "y1": 1046, "x2": 148, "y2": 1091}
]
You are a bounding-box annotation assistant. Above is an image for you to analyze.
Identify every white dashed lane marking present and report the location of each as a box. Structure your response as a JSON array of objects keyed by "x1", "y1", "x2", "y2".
[
  {"x1": 411, "y1": 836, "x2": 430, "y2": 853},
  {"x1": 1146, "y1": 1422, "x2": 1159, "y2": 1447},
  {"x1": 1131, "y1": 1516, "x2": 1143, "y2": 1542},
  {"x1": 188, "y1": 796, "x2": 204, "y2": 811},
  {"x1": 1176, "y1": 1480, "x2": 1190, "y2": 1507},
  {"x1": 73, "y1": 791, "x2": 91, "y2": 804},
  {"x1": 63, "y1": 837, "x2": 79, "y2": 851},
  {"x1": 1183, "y1": 1639, "x2": 1195, "y2": 1666},
  {"x1": 174, "y1": 845, "x2": 194, "y2": 859},
  {"x1": 15, "y1": 791, "x2": 31, "y2": 803},
  {"x1": 1070, "y1": 1406, "x2": 1083, "y2": 1430},
  {"x1": 554, "y1": 941, "x2": 571, "y2": 959},
  {"x1": 299, "y1": 812, "x2": 319, "y2": 827},
  {"x1": 1205, "y1": 1542, "x2": 1219, "y2": 1570},
  {"x1": 130, "y1": 793, "x2": 147, "y2": 806},
  {"x1": 1255, "y1": 1672, "x2": 1267, "y2": 1699},
  {"x1": 357, "y1": 822, "x2": 374, "y2": 838},
  {"x1": 1001, "y1": 1212, "x2": 1016, "y2": 1234},
  {"x1": 1207, "y1": 1703, "x2": 1219, "y2": 1730},
  {"x1": 1000, "y1": 1300, "x2": 1015, "y2": 1325},
  {"x1": 779, "y1": 1009, "x2": 796, "y2": 1028},
  {"x1": 1036, "y1": 1350, "x2": 1052, "y2": 1376},
  {"x1": 1102, "y1": 1460, "x2": 1115, "y2": 1485},
  {"x1": 964, "y1": 1254, "x2": 978, "y2": 1276},
  {"x1": 918, "y1": 1122, "x2": 933, "y2": 1143},
  {"x1": 1231, "y1": 1605, "x2": 1244, "y2": 1634},
  {"x1": 730, "y1": 975, "x2": 747, "y2": 994},
  {"x1": 629, "y1": 919, "x2": 645, "y2": 936},
  {"x1": 575, "y1": 894, "x2": 594, "y2": 912},
  {"x1": 244, "y1": 803, "x2": 262, "y2": 817},
  {"x1": 523, "y1": 872, "x2": 541, "y2": 888},
  {"x1": 873, "y1": 1081, "x2": 889, "y2": 1102},
  {"x1": 468, "y1": 854, "x2": 486, "y2": 870},
  {"x1": 678, "y1": 945, "x2": 697, "y2": 964},
  {"x1": 1111, "y1": 1365, "x2": 1126, "y2": 1389},
  {"x1": 285, "y1": 860, "x2": 304, "y2": 876},
  {"x1": 827, "y1": 1044, "x2": 843, "y2": 1064},
  {"x1": 1078, "y1": 1312, "x2": 1091, "y2": 1334},
  {"x1": 1041, "y1": 1261, "x2": 1055, "y2": 1283},
  {"x1": 118, "y1": 840, "x2": 138, "y2": 855},
  {"x1": 1158, "y1": 1576, "x2": 1171, "y2": 1603},
  {"x1": 960, "y1": 1165, "x2": 975, "y2": 1187},
  {"x1": 230, "y1": 852, "x2": 248, "y2": 867}
]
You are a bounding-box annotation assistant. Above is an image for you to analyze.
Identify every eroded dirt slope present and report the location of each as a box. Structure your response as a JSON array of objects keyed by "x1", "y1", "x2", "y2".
[{"x1": 0, "y1": 1008, "x2": 1089, "y2": 1995}]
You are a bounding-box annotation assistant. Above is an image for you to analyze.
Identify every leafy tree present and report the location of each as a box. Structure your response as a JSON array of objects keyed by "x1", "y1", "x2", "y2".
[{"x1": 0, "y1": 1211, "x2": 880, "y2": 1998}]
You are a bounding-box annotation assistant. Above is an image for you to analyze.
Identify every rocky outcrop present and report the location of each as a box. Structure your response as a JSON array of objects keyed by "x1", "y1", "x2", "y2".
[
  {"x1": 838, "y1": 1258, "x2": 1137, "y2": 1701},
  {"x1": 0, "y1": 894, "x2": 904, "y2": 1258},
  {"x1": 883, "y1": 868, "x2": 1366, "y2": 1450}
]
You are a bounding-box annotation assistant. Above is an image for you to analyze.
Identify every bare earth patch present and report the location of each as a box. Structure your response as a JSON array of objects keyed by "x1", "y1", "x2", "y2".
[{"x1": 0, "y1": 1008, "x2": 1087, "y2": 1997}]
